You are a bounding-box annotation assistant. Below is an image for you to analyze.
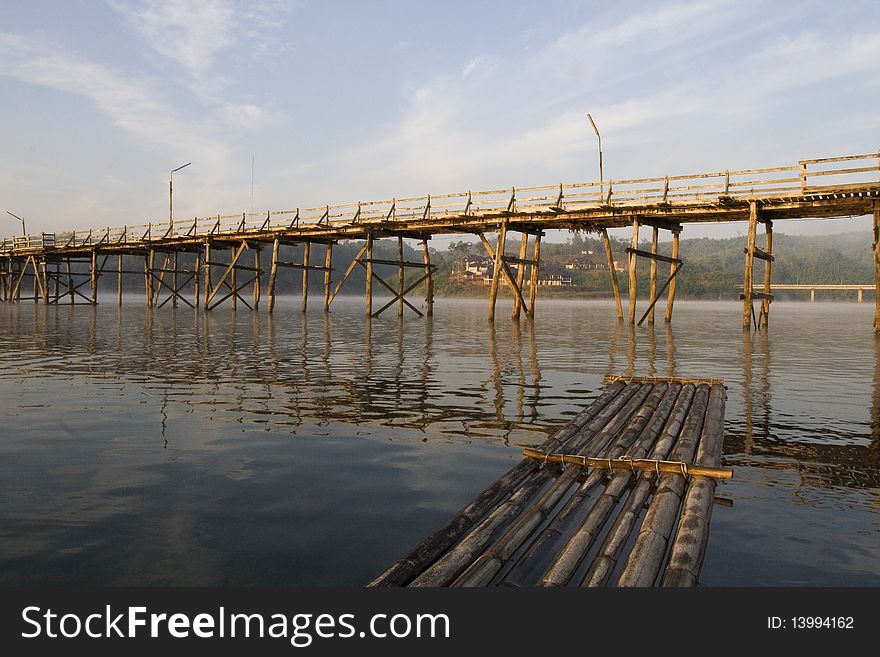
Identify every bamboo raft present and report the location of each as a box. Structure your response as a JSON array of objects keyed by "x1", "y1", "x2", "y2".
[{"x1": 370, "y1": 376, "x2": 728, "y2": 587}]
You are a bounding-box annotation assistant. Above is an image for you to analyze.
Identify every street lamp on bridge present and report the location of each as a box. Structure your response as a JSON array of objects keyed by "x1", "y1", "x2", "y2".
[
  {"x1": 169, "y1": 162, "x2": 191, "y2": 229},
  {"x1": 6, "y1": 210, "x2": 26, "y2": 236},
  {"x1": 586, "y1": 113, "x2": 603, "y2": 202}
]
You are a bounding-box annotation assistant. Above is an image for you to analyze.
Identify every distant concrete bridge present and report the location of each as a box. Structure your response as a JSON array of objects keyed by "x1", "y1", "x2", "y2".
[{"x1": 747, "y1": 284, "x2": 875, "y2": 303}]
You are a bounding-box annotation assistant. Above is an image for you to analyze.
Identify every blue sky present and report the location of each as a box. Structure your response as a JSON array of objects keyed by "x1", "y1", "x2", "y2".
[{"x1": 1, "y1": 0, "x2": 878, "y2": 242}]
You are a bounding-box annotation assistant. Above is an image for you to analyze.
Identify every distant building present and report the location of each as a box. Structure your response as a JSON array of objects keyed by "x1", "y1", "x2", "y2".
[
  {"x1": 563, "y1": 253, "x2": 606, "y2": 271},
  {"x1": 539, "y1": 273, "x2": 573, "y2": 287}
]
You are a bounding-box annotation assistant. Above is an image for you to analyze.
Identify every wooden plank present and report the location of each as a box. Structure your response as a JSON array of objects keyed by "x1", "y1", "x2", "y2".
[
  {"x1": 625, "y1": 247, "x2": 682, "y2": 265},
  {"x1": 746, "y1": 247, "x2": 775, "y2": 262}
]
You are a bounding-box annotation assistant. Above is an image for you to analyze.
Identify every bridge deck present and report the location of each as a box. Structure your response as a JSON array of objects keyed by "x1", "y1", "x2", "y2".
[
  {"x1": 370, "y1": 376, "x2": 728, "y2": 587},
  {"x1": 2, "y1": 151, "x2": 878, "y2": 257}
]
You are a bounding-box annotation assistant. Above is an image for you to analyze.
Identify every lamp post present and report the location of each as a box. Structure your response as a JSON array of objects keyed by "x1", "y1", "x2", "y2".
[
  {"x1": 586, "y1": 113, "x2": 603, "y2": 202},
  {"x1": 169, "y1": 162, "x2": 191, "y2": 230},
  {"x1": 6, "y1": 210, "x2": 26, "y2": 236}
]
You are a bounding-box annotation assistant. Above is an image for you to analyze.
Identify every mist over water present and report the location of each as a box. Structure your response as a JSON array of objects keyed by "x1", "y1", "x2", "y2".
[{"x1": 0, "y1": 297, "x2": 878, "y2": 585}]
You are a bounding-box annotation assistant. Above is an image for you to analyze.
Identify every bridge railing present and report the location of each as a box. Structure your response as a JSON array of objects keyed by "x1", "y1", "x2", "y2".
[{"x1": 2, "y1": 152, "x2": 878, "y2": 254}]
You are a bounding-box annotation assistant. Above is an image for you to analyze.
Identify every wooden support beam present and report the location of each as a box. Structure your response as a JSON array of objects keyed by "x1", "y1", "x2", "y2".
[
  {"x1": 665, "y1": 231, "x2": 680, "y2": 323},
  {"x1": 194, "y1": 252, "x2": 201, "y2": 308},
  {"x1": 66, "y1": 258, "x2": 73, "y2": 304},
  {"x1": 601, "y1": 228, "x2": 623, "y2": 322},
  {"x1": 759, "y1": 221, "x2": 773, "y2": 328},
  {"x1": 205, "y1": 240, "x2": 248, "y2": 308},
  {"x1": 528, "y1": 233, "x2": 541, "y2": 317},
  {"x1": 203, "y1": 241, "x2": 212, "y2": 310},
  {"x1": 365, "y1": 233, "x2": 373, "y2": 316},
  {"x1": 301, "y1": 242, "x2": 310, "y2": 313},
  {"x1": 397, "y1": 237, "x2": 404, "y2": 317},
  {"x1": 479, "y1": 232, "x2": 531, "y2": 318},
  {"x1": 743, "y1": 202, "x2": 758, "y2": 329},
  {"x1": 171, "y1": 251, "x2": 178, "y2": 308},
  {"x1": 117, "y1": 254, "x2": 123, "y2": 306},
  {"x1": 90, "y1": 250, "x2": 98, "y2": 304},
  {"x1": 625, "y1": 247, "x2": 682, "y2": 265},
  {"x1": 740, "y1": 291, "x2": 774, "y2": 301},
  {"x1": 875, "y1": 208, "x2": 880, "y2": 332},
  {"x1": 628, "y1": 219, "x2": 640, "y2": 324},
  {"x1": 746, "y1": 247, "x2": 774, "y2": 262},
  {"x1": 231, "y1": 249, "x2": 237, "y2": 311},
  {"x1": 323, "y1": 242, "x2": 333, "y2": 313},
  {"x1": 487, "y1": 221, "x2": 507, "y2": 322},
  {"x1": 513, "y1": 233, "x2": 528, "y2": 319},
  {"x1": 422, "y1": 238, "x2": 433, "y2": 316},
  {"x1": 648, "y1": 227, "x2": 659, "y2": 323},
  {"x1": 373, "y1": 271, "x2": 429, "y2": 318},
  {"x1": 637, "y1": 217, "x2": 683, "y2": 233},
  {"x1": 328, "y1": 242, "x2": 368, "y2": 308},
  {"x1": 267, "y1": 238, "x2": 279, "y2": 313},
  {"x1": 39, "y1": 259, "x2": 49, "y2": 304},
  {"x1": 254, "y1": 247, "x2": 261, "y2": 309},
  {"x1": 147, "y1": 250, "x2": 156, "y2": 306}
]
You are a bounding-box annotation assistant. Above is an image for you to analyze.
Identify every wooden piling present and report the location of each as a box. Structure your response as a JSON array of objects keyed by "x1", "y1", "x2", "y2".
[
  {"x1": 147, "y1": 250, "x2": 155, "y2": 307},
  {"x1": 203, "y1": 241, "x2": 212, "y2": 310},
  {"x1": 397, "y1": 237, "x2": 405, "y2": 317},
  {"x1": 422, "y1": 239, "x2": 433, "y2": 316},
  {"x1": 40, "y1": 259, "x2": 48, "y2": 304},
  {"x1": 194, "y1": 252, "x2": 201, "y2": 308},
  {"x1": 117, "y1": 254, "x2": 123, "y2": 306},
  {"x1": 365, "y1": 232, "x2": 373, "y2": 316},
  {"x1": 488, "y1": 221, "x2": 508, "y2": 322},
  {"x1": 267, "y1": 238, "x2": 279, "y2": 313},
  {"x1": 513, "y1": 233, "x2": 528, "y2": 320},
  {"x1": 90, "y1": 250, "x2": 98, "y2": 305},
  {"x1": 874, "y1": 207, "x2": 880, "y2": 332},
  {"x1": 648, "y1": 226, "x2": 659, "y2": 323},
  {"x1": 323, "y1": 242, "x2": 333, "y2": 313},
  {"x1": 528, "y1": 233, "x2": 541, "y2": 316},
  {"x1": 301, "y1": 242, "x2": 310, "y2": 313},
  {"x1": 143, "y1": 255, "x2": 150, "y2": 306},
  {"x1": 628, "y1": 219, "x2": 640, "y2": 324},
  {"x1": 742, "y1": 202, "x2": 758, "y2": 329},
  {"x1": 253, "y1": 247, "x2": 261, "y2": 310},
  {"x1": 601, "y1": 228, "x2": 623, "y2": 321},
  {"x1": 172, "y1": 251, "x2": 178, "y2": 308},
  {"x1": 665, "y1": 231, "x2": 680, "y2": 323},
  {"x1": 759, "y1": 221, "x2": 773, "y2": 328},
  {"x1": 231, "y1": 249, "x2": 237, "y2": 311}
]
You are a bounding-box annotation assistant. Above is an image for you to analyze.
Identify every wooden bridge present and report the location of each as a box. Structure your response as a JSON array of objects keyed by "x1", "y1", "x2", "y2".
[{"x1": 2, "y1": 151, "x2": 879, "y2": 329}]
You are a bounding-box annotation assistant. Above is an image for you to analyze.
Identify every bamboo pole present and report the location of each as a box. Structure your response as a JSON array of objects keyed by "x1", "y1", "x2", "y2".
[
  {"x1": 117, "y1": 254, "x2": 123, "y2": 306},
  {"x1": 301, "y1": 242, "x2": 310, "y2": 313},
  {"x1": 458, "y1": 383, "x2": 675, "y2": 588},
  {"x1": 488, "y1": 222, "x2": 507, "y2": 322},
  {"x1": 759, "y1": 221, "x2": 773, "y2": 328},
  {"x1": 628, "y1": 219, "x2": 640, "y2": 324},
  {"x1": 253, "y1": 247, "x2": 261, "y2": 309},
  {"x1": 54, "y1": 261, "x2": 60, "y2": 303},
  {"x1": 365, "y1": 233, "x2": 373, "y2": 316},
  {"x1": 616, "y1": 385, "x2": 711, "y2": 586},
  {"x1": 410, "y1": 383, "x2": 651, "y2": 587},
  {"x1": 66, "y1": 258, "x2": 72, "y2": 304},
  {"x1": 581, "y1": 384, "x2": 696, "y2": 586},
  {"x1": 147, "y1": 250, "x2": 155, "y2": 307},
  {"x1": 665, "y1": 231, "x2": 680, "y2": 323},
  {"x1": 742, "y1": 201, "x2": 758, "y2": 329},
  {"x1": 422, "y1": 239, "x2": 433, "y2": 316},
  {"x1": 323, "y1": 242, "x2": 333, "y2": 312},
  {"x1": 172, "y1": 251, "x2": 178, "y2": 308},
  {"x1": 648, "y1": 227, "x2": 658, "y2": 323},
  {"x1": 40, "y1": 259, "x2": 48, "y2": 304},
  {"x1": 661, "y1": 384, "x2": 726, "y2": 586},
  {"x1": 267, "y1": 238, "x2": 279, "y2": 313},
  {"x1": 601, "y1": 228, "x2": 623, "y2": 321},
  {"x1": 512, "y1": 233, "x2": 528, "y2": 319},
  {"x1": 874, "y1": 208, "x2": 880, "y2": 332},
  {"x1": 369, "y1": 381, "x2": 629, "y2": 587},
  {"x1": 231, "y1": 248, "x2": 237, "y2": 311}
]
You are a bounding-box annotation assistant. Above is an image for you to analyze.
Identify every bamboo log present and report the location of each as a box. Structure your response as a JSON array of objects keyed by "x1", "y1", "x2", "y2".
[
  {"x1": 410, "y1": 382, "x2": 651, "y2": 587},
  {"x1": 528, "y1": 233, "x2": 541, "y2": 316},
  {"x1": 323, "y1": 242, "x2": 333, "y2": 312},
  {"x1": 301, "y1": 242, "x2": 310, "y2": 313},
  {"x1": 601, "y1": 228, "x2": 623, "y2": 321},
  {"x1": 267, "y1": 238, "x2": 279, "y2": 313},
  {"x1": 488, "y1": 222, "x2": 507, "y2": 322},
  {"x1": 204, "y1": 241, "x2": 211, "y2": 309},
  {"x1": 759, "y1": 221, "x2": 773, "y2": 328},
  {"x1": 172, "y1": 251, "x2": 178, "y2": 308},
  {"x1": 117, "y1": 254, "x2": 123, "y2": 306},
  {"x1": 368, "y1": 381, "x2": 629, "y2": 586},
  {"x1": 661, "y1": 384, "x2": 726, "y2": 586},
  {"x1": 422, "y1": 239, "x2": 433, "y2": 315},
  {"x1": 66, "y1": 258, "x2": 73, "y2": 304},
  {"x1": 665, "y1": 231, "x2": 680, "y2": 323},
  {"x1": 648, "y1": 227, "x2": 658, "y2": 323},
  {"x1": 462, "y1": 383, "x2": 677, "y2": 588},
  {"x1": 581, "y1": 384, "x2": 696, "y2": 586},
  {"x1": 365, "y1": 233, "x2": 373, "y2": 316},
  {"x1": 616, "y1": 385, "x2": 711, "y2": 586},
  {"x1": 534, "y1": 383, "x2": 685, "y2": 588},
  {"x1": 90, "y1": 250, "x2": 98, "y2": 304},
  {"x1": 512, "y1": 233, "x2": 528, "y2": 319},
  {"x1": 395, "y1": 237, "x2": 404, "y2": 317},
  {"x1": 742, "y1": 202, "x2": 758, "y2": 329},
  {"x1": 231, "y1": 249, "x2": 237, "y2": 311},
  {"x1": 40, "y1": 259, "x2": 48, "y2": 304},
  {"x1": 194, "y1": 252, "x2": 201, "y2": 308},
  {"x1": 628, "y1": 219, "x2": 640, "y2": 324}
]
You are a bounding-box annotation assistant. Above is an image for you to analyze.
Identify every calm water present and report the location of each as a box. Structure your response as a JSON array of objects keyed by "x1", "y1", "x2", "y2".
[{"x1": 1, "y1": 297, "x2": 878, "y2": 586}]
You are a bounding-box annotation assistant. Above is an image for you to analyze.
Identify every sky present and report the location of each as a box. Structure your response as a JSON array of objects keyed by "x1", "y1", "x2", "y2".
[{"x1": 1, "y1": 0, "x2": 878, "y2": 244}]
